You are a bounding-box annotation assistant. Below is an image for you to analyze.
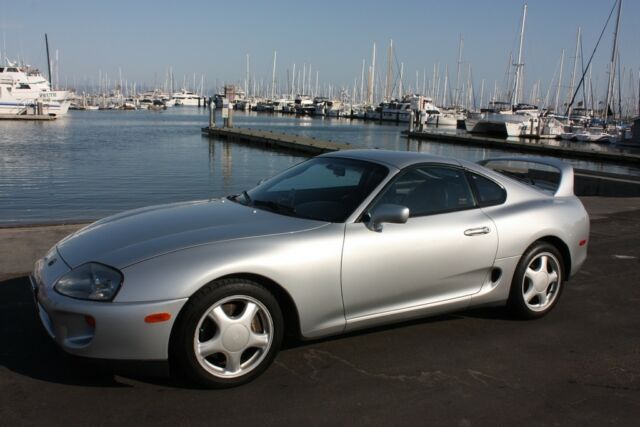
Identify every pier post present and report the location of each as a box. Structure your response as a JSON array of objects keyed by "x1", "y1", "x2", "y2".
[
  {"x1": 209, "y1": 97, "x2": 216, "y2": 129},
  {"x1": 36, "y1": 102, "x2": 43, "y2": 116},
  {"x1": 408, "y1": 111, "x2": 415, "y2": 133},
  {"x1": 227, "y1": 108, "x2": 233, "y2": 128}
]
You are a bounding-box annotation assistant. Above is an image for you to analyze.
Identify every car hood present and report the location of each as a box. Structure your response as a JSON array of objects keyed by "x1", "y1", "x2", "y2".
[{"x1": 57, "y1": 199, "x2": 328, "y2": 269}]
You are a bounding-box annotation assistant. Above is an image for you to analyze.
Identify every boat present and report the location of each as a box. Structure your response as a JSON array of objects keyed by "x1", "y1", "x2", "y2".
[
  {"x1": 574, "y1": 128, "x2": 619, "y2": 143},
  {"x1": 466, "y1": 5, "x2": 538, "y2": 138},
  {"x1": 148, "y1": 99, "x2": 167, "y2": 111},
  {"x1": 172, "y1": 89, "x2": 203, "y2": 106},
  {"x1": 465, "y1": 103, "x2": 540, "y2": 137},
  {"x1": 426, "y1": 108, "x2": 465, "y2": 127},
  {"x1": 0, "y1": 62, "x2": 71, "y2": 116},
  {"x1": 379, "y1": 95, "x2": 439, "y2": 123},
  {"x1": 294, "y1": 95, "x2": 315, "y2": 115}
]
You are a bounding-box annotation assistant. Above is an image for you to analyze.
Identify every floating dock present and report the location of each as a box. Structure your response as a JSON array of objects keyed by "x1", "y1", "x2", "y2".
[
  {"x1": 406, "y1": 130, "x2": 640, "y2": 166},
  {"x1": 203, "y1": 126, "x2": 349, "y2": 154},
  {"x1": 0, "y1": 114, "x2": 56, "y2": 121}
]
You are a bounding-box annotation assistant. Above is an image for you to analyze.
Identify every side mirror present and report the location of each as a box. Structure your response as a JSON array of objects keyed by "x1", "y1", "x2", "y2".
[{"x1": 365, "y1": 204, "x2": 409, "y2": 232}]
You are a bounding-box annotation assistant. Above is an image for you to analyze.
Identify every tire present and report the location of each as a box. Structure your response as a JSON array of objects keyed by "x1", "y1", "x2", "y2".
[
  {"x1": 170, "y1": 278, "x2": 283, "y2": 388},
  {"x1": 508, "y1": 242, "x2": 564, "y2": 319}
]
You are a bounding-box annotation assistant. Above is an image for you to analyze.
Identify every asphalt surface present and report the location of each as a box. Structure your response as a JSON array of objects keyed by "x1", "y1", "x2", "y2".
[{"x1": 1, "y1": 208, "x2": 639, "y2": 425}]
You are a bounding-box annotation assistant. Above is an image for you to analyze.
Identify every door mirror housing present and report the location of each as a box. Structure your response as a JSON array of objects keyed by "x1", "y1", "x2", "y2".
[{"x1": 365, "y1": 204, "x2": 409, "y2": 232}]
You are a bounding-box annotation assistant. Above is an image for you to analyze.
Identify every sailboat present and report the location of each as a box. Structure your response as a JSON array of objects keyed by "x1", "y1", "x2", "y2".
[{"x1": 465, "y1": 4, "x2": 539, "y2": 137}]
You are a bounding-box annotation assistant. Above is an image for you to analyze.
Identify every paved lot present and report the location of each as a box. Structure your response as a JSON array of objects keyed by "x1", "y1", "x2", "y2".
[{"x1": 1, "y1": 204, "x2": 639, "y2": 425}]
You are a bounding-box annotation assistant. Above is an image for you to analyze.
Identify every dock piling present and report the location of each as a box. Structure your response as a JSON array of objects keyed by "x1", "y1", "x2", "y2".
[{"x1": 209, "y1": 98, "x2": 216, "y2": 129}]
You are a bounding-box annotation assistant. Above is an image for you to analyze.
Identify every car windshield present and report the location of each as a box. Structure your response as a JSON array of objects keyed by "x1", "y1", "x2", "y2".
[{"x1": 230, "y1": 157, "x2": 388, "y2": 222}]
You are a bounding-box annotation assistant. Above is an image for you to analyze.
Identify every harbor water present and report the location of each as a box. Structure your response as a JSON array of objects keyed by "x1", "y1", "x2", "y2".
[{"x1": 1, "y1": 108, "x2": 638, "y2": 225}]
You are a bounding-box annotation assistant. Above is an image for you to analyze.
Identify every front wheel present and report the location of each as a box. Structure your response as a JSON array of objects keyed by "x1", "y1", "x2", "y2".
[
  {"x1": 170, "y1": 279, "x2": 283, "y2": 388},
  {"x1": 508, "y1": 242, "x2": 564, "y2": 319}
]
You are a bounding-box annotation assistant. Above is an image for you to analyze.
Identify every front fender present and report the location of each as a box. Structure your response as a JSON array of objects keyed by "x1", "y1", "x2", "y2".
[{"x1": 116, "y1": 224, "x2": 347, "y2": 338}]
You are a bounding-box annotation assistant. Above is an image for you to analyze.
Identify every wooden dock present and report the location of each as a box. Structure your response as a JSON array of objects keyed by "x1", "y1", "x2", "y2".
[
  {"x1": 406, "y1": 130, "x2": 640, "y2": 166},
  {"x1": 203, "y1": 126, "x2": 350, "y2": 154},
  {"x1": 0, "y1": 114, "x2": 56, "y2": 121}
]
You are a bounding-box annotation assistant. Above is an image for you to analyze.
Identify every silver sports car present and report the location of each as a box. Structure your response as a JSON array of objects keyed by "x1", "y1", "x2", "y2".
[{"x1": 31, "y1": 149, "x2": 589, "y2": 387}]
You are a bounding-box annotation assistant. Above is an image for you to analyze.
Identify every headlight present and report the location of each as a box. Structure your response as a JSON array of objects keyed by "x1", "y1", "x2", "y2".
[{"x1": 54, "y1": 263, "x2": 123, "y2": 302}]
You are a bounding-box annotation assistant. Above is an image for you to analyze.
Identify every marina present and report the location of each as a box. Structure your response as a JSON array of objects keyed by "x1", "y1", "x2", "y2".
[{"x1": 2, "y1": 108, "x2": 639, "y2": 226}]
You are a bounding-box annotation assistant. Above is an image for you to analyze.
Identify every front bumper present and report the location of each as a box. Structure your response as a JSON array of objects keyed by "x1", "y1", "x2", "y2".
[{"x1": 31, "y1": 252, "x2": 188, "y2": 361}]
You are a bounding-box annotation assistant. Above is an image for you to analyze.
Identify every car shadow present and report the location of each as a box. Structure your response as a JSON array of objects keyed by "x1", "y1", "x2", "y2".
[
  {"x1": 0, "y1": 275, "x2": 517, "y2": 388},
  {"x1": 0, "y1": 276, "x2": 179, "y2": 388}
]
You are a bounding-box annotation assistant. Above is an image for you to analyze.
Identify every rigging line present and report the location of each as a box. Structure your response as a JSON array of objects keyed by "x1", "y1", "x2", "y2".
[{"x1": 564, "y1": 0, "x2": 617, "y2": 116}]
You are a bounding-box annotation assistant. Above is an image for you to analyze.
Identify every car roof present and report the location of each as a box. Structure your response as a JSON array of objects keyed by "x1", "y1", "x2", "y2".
[{"x1": 320, "y1": 149, "x2": 460, "y2": 170}]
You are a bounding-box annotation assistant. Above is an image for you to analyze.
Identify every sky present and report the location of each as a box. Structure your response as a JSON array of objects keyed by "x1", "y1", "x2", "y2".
[{"x1": 2, "y1": 0, "x2": 638, "y2": 102}]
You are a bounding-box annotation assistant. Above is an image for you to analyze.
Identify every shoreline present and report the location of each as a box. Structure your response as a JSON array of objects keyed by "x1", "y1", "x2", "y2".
[{"x1": 1, "y1": 196, "x2": 640, "y2": 282}]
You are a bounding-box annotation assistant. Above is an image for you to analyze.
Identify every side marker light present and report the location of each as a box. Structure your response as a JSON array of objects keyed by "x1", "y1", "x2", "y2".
[{"x1": 144, "y1": 313, "x2": 172, "y2": 323}]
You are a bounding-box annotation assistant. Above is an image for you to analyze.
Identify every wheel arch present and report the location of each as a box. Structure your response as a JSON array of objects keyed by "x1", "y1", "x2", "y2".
[
  {"x1": 219, "y1": 273, "x2": 302, "y2": 341},
  {"x1": 171, "y1": 272, "x2": 302, "y2": 344},
  {"x1": 533, "y1": 235, "x2": 571, "y2": 281}
]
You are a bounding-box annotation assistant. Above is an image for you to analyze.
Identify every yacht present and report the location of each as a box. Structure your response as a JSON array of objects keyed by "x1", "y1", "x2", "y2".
[
  {"x1": 466, "y1": 102, "x2": 540, "y2": 138},
  {"x1": 381, "y1": 95, "x2": 439, "y2": 123},
  {"x1": 172, "y1": 89, "x2": 203, "y2": 106},
  {"x1": 426, "y1": 108, "x2": 465, "y2": 127},
  {"x1": 294, "y1": 95, "x2": 315, "y2": 115},
  {"x1": 574, "y1": 128, "x2": 619, "y2": 143},
  {"x1": 0, "y1": 63, "x2": 71, "y2": 115}
]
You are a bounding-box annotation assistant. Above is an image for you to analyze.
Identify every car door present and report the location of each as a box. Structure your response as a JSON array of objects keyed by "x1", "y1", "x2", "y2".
[{"x1": 341, "y1": 164, "x2": 498, "y2": 322}]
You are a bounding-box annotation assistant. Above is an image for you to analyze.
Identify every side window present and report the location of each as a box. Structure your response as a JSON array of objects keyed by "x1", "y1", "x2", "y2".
[
  {"x1": 376, "y1": 166, "x2": 475, "y2": 217},
  {"x1": 468, "y1": 173, "x2": 507, "y2": 207}
]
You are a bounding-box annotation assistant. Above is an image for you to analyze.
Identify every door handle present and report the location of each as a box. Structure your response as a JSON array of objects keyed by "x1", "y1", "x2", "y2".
[{"x1": 464, "y1": 226, "x2": 491, "y2": 236}]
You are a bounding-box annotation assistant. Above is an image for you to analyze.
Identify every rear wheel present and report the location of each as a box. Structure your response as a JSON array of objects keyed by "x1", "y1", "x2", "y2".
[
  {"x1": 170, "y1": 278, "x2": 283, "y2": 388},
  {"x1": 508, "y1": 242, "x2": 564, "y2": 319}
]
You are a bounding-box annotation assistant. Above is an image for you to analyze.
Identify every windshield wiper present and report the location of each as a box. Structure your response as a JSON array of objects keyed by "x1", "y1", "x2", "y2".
[{"x1": 252, "y1": 199, "x2": 296, "y2": 216}]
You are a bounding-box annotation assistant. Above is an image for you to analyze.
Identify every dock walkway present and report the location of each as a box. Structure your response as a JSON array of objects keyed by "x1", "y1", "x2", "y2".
[
  {"x1": 0, "y1": 114, "x2": 56, "y2": 121},
  {"x1": 406, "y1": 129, "x2": 640, "y2": 166},
  {"x1": 204, "y1": 126, "x2": 349, "y2": 154}
]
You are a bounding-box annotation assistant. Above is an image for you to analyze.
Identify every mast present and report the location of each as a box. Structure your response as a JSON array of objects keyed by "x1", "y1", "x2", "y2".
[
  {"x1": 454, "y1": 33, "x2": 463, "y2": 107},
  {"x1": 385, "y1": 39, "x2": 393, "y2": 101},
  {"x1": 45, "y1": 34, "x2": 53, "y2": 87},
  {"x1": 443, "y1": 65, "x2": 448, "y2": 107},
  {"x1": 605, "y1": 0, "x2": 622, "y2": 122},
  {"x1": 368, "y1": 43, "x2": 376, "y2": 105},
  {"x1": 271, "y1": 51, "x2": 277, "y2": 99},
  {"x1": 398, "y1": 62, "x2": 404, "y2": 99},
  {"x1": 554, "y1": 49, "x2": 565, "y2": 113},
  {"x1": 360, "y1": 59, "x2": 365, "y2": 103},
  {"x1": 245, "y1": 54, "x2": 250, "y2": 98},
  {"x1": 302, "y1": 64, "x2": 306, "y2": 95},
  {"x1": 291, "y1": 63, "x2": 295, "y2": 98},
  {"x1": 512, "y1": 4, "x2": 527, "y2": 106},
  {"x1": 567, "y1": 27, "x2": 581, "y2": 117}
]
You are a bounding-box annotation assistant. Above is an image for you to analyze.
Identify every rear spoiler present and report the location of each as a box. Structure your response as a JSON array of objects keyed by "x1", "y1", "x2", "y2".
[{"x1": 477, "y1": 157, "x2": 574, "y2": 197}]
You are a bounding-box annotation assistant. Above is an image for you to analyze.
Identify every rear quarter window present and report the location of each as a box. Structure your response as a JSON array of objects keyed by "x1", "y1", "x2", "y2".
[{"x1": 468, "y1": 173, "x2": 507, "y2": 207}]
